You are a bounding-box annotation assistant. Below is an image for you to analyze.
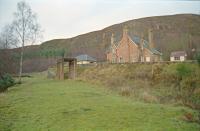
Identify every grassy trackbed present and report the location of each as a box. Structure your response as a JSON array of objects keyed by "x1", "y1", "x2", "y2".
[{"x1": 0, "y1": 73, "x2": 199, "y2": 131}]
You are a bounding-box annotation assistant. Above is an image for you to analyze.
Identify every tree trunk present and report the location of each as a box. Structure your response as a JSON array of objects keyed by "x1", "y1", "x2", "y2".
[
  {"x1": 19, "y1": 25, "x2": 24, "y2": 83},
  {"x1": 19, "y1": 45, "x2": 24, "y2": 82}
]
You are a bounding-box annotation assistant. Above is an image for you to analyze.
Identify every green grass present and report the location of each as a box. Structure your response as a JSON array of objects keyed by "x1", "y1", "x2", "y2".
[{"x1": 0, "y1": 73, "x2": 199, "y2": 131}]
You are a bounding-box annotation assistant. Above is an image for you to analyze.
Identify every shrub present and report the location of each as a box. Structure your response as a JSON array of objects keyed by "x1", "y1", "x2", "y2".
[
  {"x1": 176, "y1": 63, "x2": 192, "y2": 78},
  {"x1": 78, "y1": 63, "x2": 200, "y2": 109},
  {"x1": 158, "y1": 63, "x2": 179, "y2": 84},
  {"x1": 133, "y1": 65, "x2": 152, "y2": 80},
  {"x1": 0, "y1": 74, "x2": 15, "y2": 92},
  {"x1": 175, "y1": 64, "x2": 200, "y2": 108},
  {"x1": 196, "y1": 52, "x2": 200, "y2": 66},
  {"x1": 182, "y1": 113, "x2": 194, "y2": 122},
  {"x1": 180, "y1": 71, "x2": 200, "y2": 108},
  {"x1": 152, "y1": 64, "x2": 165, "y2": 84}
]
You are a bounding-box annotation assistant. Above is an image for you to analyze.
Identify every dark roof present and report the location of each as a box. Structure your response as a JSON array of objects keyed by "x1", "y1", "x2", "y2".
[
  {"x1": 107, "y1": 34, "x2": 162, "y2": 55},
  {"x1": 63, "y1": 58, "x2": 77, "y2": 61},
  {"x1": 170, "y1": 51, "x2": 187, "y2": 57},
  {"x1": 131, "y1": 36, "x2": 140, "y2": 45},
  {"x1": 130, "y1": 36, "x2": 162, "y2": 55},
  {"x1": 57, "y1": 58, "x2": 76, "y2": 63},
  {"x1": 75, "y1": 54, "x2": 96, "y2": 62}
]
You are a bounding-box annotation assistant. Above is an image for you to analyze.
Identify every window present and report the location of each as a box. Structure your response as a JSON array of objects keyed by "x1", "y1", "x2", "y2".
[
  {"x1": 119, "y1": 57, "x2": 123, "y2": 63},
  {"x1": 174, "y1": 57, "x2": 180, "y2": 60}
]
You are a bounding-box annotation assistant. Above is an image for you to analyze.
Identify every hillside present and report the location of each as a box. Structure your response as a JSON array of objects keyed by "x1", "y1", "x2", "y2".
[
  {"x1": 1, "y1": 14, "x2": 200, "y2": 73},
  {"x1": 40, "y1": 14, "x2": 200, "y2": 60}
]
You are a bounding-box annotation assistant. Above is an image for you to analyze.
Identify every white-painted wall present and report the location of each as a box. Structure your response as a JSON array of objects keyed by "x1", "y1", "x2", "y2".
[
  {"x1": 180, "y1": 56, "x2": 185, "y2": 61},
  {"x1": 77, "y1": 61, "x2": 94, "y2": 64},
  {"x1": 170, "y1": 56, "x2": 185, "y2": 62},
  {"x1": 146, "y1": 57, "x2": 150, "y2": 62},
  {"x1": 170, "y1": 57, "x2": 174, "y2": 61}
]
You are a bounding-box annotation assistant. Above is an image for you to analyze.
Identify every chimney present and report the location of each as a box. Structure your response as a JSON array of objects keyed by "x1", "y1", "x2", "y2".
[
  {"x1": 148, "y1": 29, "x2": 154, "y2": 49},
  {"x1": 140, "y1": 33, "x2": 144, "y2": 50},
  {"x1": 139, "y1": 33, "x2": 144, "y2": 62},
  {"x1": 111, "y1": 33, "x2": 114, "y2": 46},
  {"x1": 123, "y1": 25, "x2": 128, "y2": 37}
]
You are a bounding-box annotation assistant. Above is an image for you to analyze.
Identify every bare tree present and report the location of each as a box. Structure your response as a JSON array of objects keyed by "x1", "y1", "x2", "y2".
[
  {"x1": 0, "y1": 25, "x2": 18, "y2": 76},
  {"x1": 12, "y1": 1, "x2": 42, "y2": 82},
  {"x1": 0, "y1": 24, "x2": 18, "y2": 49}
]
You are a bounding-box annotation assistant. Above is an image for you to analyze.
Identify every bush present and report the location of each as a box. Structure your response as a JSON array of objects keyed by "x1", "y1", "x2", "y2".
[
  {"x1": 0, "y1": 74, "x2": 15, "y2": 92},
  {"x1": 78, "y1": 63, "x2": 200, "y2": 109},
  {"x1": 174, "y1": 64, "x2": 200, "y2": 108},
  {"x1": 133, "y1": 65, "x2": 152, "y2": 80},
  {"x1": 196, "y1": 52, "x2": 200, "y2": 66},
  {"x1": 176, "y1": 63, "x2": 192, "y2": 78}
]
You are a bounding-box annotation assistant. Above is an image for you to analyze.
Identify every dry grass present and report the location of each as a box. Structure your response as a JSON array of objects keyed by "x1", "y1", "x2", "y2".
[
  {"x1": 76, "y1": 63, "x2": 200, "y2": 109},
  {"x1": 1, "y1": 74, "x2": 200, "y2": 130},
  {"x1": 142, "y1": 91, "x2": 158, "y2": 103}
]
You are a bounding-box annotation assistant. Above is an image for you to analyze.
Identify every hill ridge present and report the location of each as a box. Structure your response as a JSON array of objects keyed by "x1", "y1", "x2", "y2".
[{"x1": 34, "y1": 14, "x2": 200, "y2": 60}]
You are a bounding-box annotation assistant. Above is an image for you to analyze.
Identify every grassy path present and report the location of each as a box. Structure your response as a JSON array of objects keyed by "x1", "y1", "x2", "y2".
[{"x1": 0, "y1": 74, "x2": 199, "y2": 131}]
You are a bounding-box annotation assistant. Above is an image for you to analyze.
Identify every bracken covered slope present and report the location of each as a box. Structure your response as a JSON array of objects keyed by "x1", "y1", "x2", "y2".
[
  {"x1": 1, "y1": 14, "x2": 200, "y2": 73},
  {"x1": 40, "y1": 14, "x2": 200, "y2": 60}
]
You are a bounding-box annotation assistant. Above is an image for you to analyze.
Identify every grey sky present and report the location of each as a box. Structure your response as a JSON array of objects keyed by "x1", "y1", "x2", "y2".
[{"x1": 0, "y1": 0, "x2": 200, "y2": 43}]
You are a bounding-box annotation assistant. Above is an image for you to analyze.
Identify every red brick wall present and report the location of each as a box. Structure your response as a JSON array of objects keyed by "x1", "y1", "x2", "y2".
[
  {"x1": 143, "y1": 48, "x2": 161, "y2": 62},
  {"x1": 107, "y1": 52, "x2": 113, "y2": 62},
  {"x1": 106, "y1": 32, "x2": 161, "y2": 63},
  {"x1": 116, "y1": 36, "x2": 139, "y2": 62},
  {"x1": 107, "y1": 33, "x2": 140, "y2": 63}
]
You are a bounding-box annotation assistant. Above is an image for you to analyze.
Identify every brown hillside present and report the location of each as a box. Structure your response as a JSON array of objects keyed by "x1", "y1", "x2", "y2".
[
  {"x1": 1, "y1": 14, "x2": 200, "y2": 73},
  {"x1": 40, "y1": 14, "x2": 200, "y2": 60}
]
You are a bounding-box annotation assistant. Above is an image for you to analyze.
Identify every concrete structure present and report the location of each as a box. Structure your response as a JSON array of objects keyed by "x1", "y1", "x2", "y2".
[
  {"x1": 75, "y1": 54, "x2": 96, "y2": 65},
  {"x1": 56, "y1": 58, "x2": 77, "y2": 80},
  {"x1": 106, "y1": 26, "x2": 162, "y2": 63},
  {"x1": 170, "y1": 51, "x2": 187, "y2": 62}
]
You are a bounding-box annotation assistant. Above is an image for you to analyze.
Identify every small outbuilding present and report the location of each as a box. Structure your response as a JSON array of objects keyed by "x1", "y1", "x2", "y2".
[
  {"x1": 170, "y1": 51, "x2": 187, "y2": 62},
  {"x1": 75, "y1": 54, "x2": 97, "y2": 64},
  {"x1": 56, "y1": 58, "x2": 77, "y2": 80}
]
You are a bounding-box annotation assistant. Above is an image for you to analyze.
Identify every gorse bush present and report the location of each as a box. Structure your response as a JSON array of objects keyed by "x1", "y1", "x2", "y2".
[
  {"x1": 178, "y1": 64, "x2": 200, "y2": 108},
  {"x1": 0, "y1": 74, "x2": 15, "y2": 92},
  {"x1": 176, "y1": 63, "x2": 192, "y2": 78},
  {"x1": 158, "y1": 63, "x2": 200, "y2": 108}
]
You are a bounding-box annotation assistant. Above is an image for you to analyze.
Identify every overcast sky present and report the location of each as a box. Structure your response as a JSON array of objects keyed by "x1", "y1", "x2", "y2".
[{"x1": 0, "y1": 0, "x2": 200, "y2": 43}]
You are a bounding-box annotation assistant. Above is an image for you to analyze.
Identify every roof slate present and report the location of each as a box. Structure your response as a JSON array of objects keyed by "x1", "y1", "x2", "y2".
[
  {"x1": 131, "y1": 36, "x2": 162, "y2": 55},
  {"x1": 109, "y1": 35, "x2": 162, "y2": 55},
  {"x1": 75, "y1": 54, "x2": 96, "y2": 62},
  {"x1": 170, "y1": 51, "x2": 187, "y2": 57}
]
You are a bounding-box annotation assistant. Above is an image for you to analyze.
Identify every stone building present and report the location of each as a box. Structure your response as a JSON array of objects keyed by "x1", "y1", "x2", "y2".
[
  {"x1": 106, "y1": 27, "x2": 162, "y2": 63},
  {"x1": 75, "y1": 54, "x2": 96, "y2": 64},
  {"x1": 170, "y1": 51, "x2": 187, "y2": 62}
]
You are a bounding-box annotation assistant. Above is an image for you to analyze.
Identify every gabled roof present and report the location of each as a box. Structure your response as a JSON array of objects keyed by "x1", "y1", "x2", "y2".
[
  {"x1": 130, "y1": 36, "x2": 162, "y2": 55},
  {"x1": 108, "y1": 34, "x2": 162, "y2": 55},
  {"x1": 170, "y1": 51, "x2": 187, "y2": 57},
  {"x1": 131, "y1": 36, "x2": 141, "y2": 45},
  {"x1": 75, "y1": 54, "x2": 96, "y2": 62}
]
